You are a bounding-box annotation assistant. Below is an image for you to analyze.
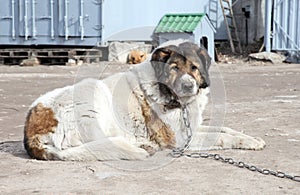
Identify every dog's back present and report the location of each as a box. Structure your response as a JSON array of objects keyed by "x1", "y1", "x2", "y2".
[{"x1": 23, "y1": 75, "x2": 152, "y2": 161}]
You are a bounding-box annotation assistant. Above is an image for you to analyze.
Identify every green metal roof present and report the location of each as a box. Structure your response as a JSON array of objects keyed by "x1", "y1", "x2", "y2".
[{"x1": 155, "y1": 13, "x2": 206, "y2": 33}]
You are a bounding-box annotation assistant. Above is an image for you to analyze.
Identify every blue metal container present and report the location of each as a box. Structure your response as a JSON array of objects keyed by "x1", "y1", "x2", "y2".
[{"x1": 0, "y1": 0, "x2": 228, "y2": 46}]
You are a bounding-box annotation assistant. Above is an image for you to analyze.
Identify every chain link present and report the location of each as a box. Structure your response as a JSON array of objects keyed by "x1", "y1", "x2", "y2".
[{"x1": 171, "y1": 151, "x2": 300, "y2": 183}]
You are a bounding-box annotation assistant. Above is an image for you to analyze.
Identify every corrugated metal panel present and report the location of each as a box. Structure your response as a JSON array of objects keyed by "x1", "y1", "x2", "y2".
[
  {"x1": 0, "y1": 0, "x2": 102, "y2": 46},
  {"x1": 0, "y1": 0, "x2": 16, "y2": 38},
  {"x1": 58, "y1": 0, "x2": 101, "y2": 39},
  {"x1": 272, "y1": 0, "x2": 300, "y2": 51},
  {"x1": 18, "y1": 0, "x2": 56, "y2": 38}
]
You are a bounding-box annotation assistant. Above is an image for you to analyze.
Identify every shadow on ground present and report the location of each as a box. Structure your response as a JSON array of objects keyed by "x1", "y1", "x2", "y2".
[{"x1": 0, "y1": 141, "x2": 29, "y2": 159}]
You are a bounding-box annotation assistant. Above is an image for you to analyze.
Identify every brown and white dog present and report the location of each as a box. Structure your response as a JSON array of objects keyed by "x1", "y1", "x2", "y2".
[
  {"x1": 23, "y1": 40, "x2": 265, "y2": 161},
  {"x1": 127, "y1": 50, "x2": 147, "y2": 64}
]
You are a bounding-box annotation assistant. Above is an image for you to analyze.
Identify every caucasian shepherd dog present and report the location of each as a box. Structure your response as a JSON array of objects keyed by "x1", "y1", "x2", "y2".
[{"x1": 24, "y1": 40, "x2": 265, "y2": 161}]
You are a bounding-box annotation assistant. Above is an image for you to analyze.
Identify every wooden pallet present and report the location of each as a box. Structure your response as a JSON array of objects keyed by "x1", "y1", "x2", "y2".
[
  {"x1": 70, "y1": 49, "x2": 102, "y2": 63},
  {"x1": 0, "y1": 48, "x2": 103, "y2": 65}
]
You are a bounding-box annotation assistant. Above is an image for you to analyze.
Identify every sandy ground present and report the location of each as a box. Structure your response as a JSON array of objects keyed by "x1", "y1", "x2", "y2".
[{"x1": 0, "y1": 61, "x2": 300, "y2": 194}]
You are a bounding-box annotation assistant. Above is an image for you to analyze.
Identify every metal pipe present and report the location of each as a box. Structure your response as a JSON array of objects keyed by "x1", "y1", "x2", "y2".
[
  {"x1": 264, "y1": 0, "x2": 272, "y2": 52},
  {"x1": 272, "y1": 0, "x2": 279, "y2": 49},
  {"x1": 282, "y1": 0, "x2": 288, "y2": 49},
  {"x1": 50, "y1": 0, "x2": 54, "y2": 39},
  {"x1": 298, "y1": 0, "x2": 300, "y2": 48},
  {"x1": 11, "y1": 0, "x2": 15, "y2": 39},
  {"x1": 289, "y1": 0, "x2": 295, "y2": 49},
  {"x1": 64, "y1": 0, "x2": 69, "y2": 40},
  {"x1": 24, "y1": 0, "x2": 28, "y2": 40},
  {"x1": 245, "y1": 18, "x2": 248, "y2": 46},
  {"x1": 32, "y1": 0, "x2": 36, "y2": 38},
  {"x1": 80, "y1": 0, "x2": 84, "y2": 40}
]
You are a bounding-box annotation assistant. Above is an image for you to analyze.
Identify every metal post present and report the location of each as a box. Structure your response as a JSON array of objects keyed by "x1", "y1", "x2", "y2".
[
  {"x1": 50, "y1": 0, "x2": 54, "y2": 39},
  {"x1": 245, "y1": 18, "x2": 248, "y2": 46},
  {"x1": 32, "y1": 0, "x2": 36, "y2": 38},
  {"x1": 265, "y1": 0, "x2": 272, "y2": 52},
  {"x1": 298, "y1": 1, "x2": 300, "y2": 50},
  {"x1": 24, "y1": 0, "x2": 28, "y2": 40},
  {"x1": 64, "y1": 0, "x2": 69, "y2": 40},
  {"x1": 289, "y1": 0, "x2": 295, "y2": 49},
  {"x1": 11, "y1": 0, "x2": 16, "y2": 39},
  {"x1": 272, "y1": 0, "x2": 279, "y2": 49},
  {"x1": 80, "y1": 0, "x2": 84, "y2": 40}
]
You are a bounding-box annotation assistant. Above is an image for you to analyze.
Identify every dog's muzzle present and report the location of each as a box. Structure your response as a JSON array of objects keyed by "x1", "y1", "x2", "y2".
[
  {"x1": 175, "y1": 74, "x2": 198, "y2": 97},
  {"x1": 182, "y1": 81, "x2": 194, "y2": 92}
]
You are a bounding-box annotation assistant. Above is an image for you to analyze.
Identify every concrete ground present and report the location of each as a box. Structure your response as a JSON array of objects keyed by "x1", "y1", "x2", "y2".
[{"x1": 0, "y1": 61, "x2": 299, "y2": 194}]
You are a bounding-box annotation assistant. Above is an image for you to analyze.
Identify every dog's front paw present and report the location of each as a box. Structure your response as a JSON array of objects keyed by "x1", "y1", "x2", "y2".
[
  {"x1": 252, "y1": 137, "x2": 266, "y2": 150},
  {"x1": 140, "y1": 144, "x2": 157, "y2": 156},
  {"x1": 238, "y1": 136, "x2": 266, "y2": 150}
]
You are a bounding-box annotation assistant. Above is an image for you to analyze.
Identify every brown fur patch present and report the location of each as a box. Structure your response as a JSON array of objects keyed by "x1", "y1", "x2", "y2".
[
  {"x1": 187, "y1": 61, "x2": 203, "y2": 85},
  {"x1": 24, "y1": 103, "x2": 58, "y2": 160},
  {"x1": 139, "y1": 97, "x2": 175, "y2": 149},
  {"x1": 128, "y1": 50, "x2": 147, "y2": 64}
]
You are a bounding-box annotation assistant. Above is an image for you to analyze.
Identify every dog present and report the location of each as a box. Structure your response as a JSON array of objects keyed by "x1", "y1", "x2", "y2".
[
  {"x1": 127, "y1": 50, "x2": 147, "y2": 64},
  {"x1": 23, "y1": 40, "x2": 265, "y2": 161}
]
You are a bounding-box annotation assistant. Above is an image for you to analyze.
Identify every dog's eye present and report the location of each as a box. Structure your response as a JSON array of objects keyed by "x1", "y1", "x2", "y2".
[
  {"x1": 191, "y1": 65, "x2": 198, "y2": 71},
  {"x1": 171, "y1": 65, "x2": 179, "y2": 71},
  {"x1": 140, "y1": 54, "x2": 144, "y2": 58}
]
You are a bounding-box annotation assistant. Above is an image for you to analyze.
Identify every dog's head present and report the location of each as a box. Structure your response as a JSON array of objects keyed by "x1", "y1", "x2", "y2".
[
  {"x1": 128, "y1": 50, "x2": 147, "y2": 64},
  {"x1": 151, "y1": 41, "x2": 211, "y2": 101}
]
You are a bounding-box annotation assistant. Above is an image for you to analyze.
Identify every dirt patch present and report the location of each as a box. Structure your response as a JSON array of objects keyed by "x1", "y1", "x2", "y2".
[{"x1": 0, "y1": 62, "x2": 299, "y2": 194}]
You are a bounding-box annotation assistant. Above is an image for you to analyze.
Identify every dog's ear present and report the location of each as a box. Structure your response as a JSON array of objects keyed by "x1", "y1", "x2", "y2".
[
  {"x1": 151, "y1": 45, "x2": 177, "y2": 78},
  {"x1": 197, "y1": 48, "x2": 211, "y2": 88},
  {"x1": 178, "y1": 42, "x2": 211, "y2": 71},
  {"x1": 151, "y1": 45, "x2": 177, "y2": 63},
  {"x1": 198, "y1": 48, "x2": 211, "y2": 71}
]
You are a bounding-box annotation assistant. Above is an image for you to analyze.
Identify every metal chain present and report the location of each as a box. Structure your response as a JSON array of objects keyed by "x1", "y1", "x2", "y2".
[
  {"x1": 170, "y1": 105, "x2": 193, "y2": 154},
  {"x1": 171, "y1": 151, "x2": 300, "y2": 183},
  {"x1": 170, "y1": 106, "x2": 300, "y2": 183}
]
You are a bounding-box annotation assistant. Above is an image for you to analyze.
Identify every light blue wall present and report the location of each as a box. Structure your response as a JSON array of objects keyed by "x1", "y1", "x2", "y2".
[
  {"x1": 0, "y1": 0, "x2": 228, "y2": 46},
  {"x1": 102, "y1": 0, "x2": 227, "y2": 43}
]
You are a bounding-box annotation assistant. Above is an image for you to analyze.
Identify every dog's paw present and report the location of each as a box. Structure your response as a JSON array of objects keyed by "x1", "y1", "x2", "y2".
[
  {"x1": 252, "y1": 137, "x2": 266, "y2": 150},
  {"x1": 128, "y1": 148, "x2": 150, "y2": 160},
  {"x1": 139, "y1": 144, "x2": 157, "y2": 156},
  {"x1": 238, "y1": 136, "x2": 266, "y2": 150}
]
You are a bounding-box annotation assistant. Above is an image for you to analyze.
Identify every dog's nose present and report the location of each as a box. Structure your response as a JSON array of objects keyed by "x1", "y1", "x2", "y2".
[
  {"x1": 199, "y1": 82, "x2": 208, "y2": 89},
  {"x1": 182, "y1": 82, "x2": 194, "y2": 91}
]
